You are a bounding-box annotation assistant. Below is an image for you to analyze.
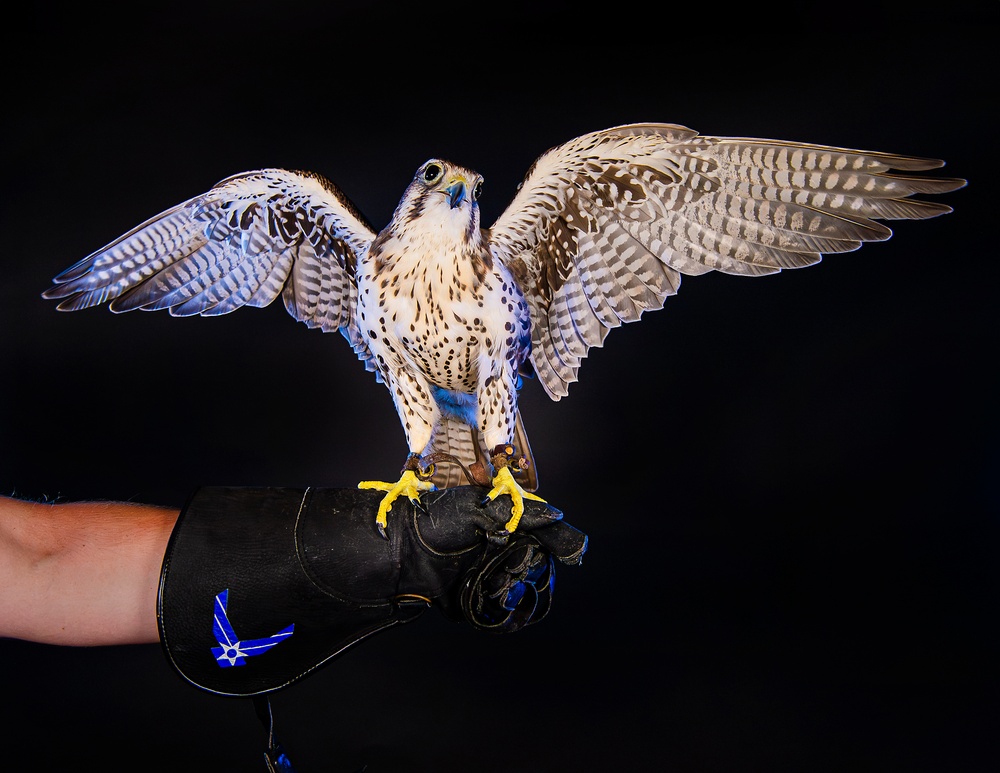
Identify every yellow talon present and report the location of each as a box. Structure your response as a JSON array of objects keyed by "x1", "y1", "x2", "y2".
[
  {"x1": 487, "y1": 466, "x2": 546, "y2": 533},
  {"x1": 359, "y1": 470, "x2": 436, "y2": 536}
]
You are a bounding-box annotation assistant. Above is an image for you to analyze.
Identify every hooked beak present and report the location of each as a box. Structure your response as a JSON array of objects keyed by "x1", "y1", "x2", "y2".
[{"x1": 445, "y1": 179, "x2": 467, "y2": 209}]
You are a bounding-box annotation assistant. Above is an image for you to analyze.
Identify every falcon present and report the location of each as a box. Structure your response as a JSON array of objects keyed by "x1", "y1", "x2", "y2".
[{"x1": 42, "y1": 123, "x2": 965, "y2": 535}]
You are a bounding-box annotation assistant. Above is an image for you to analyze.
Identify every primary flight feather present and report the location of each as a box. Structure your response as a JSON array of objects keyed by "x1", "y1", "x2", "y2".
[{"x1": 43, "y1": 123, "x2": 965, "y2": 534}]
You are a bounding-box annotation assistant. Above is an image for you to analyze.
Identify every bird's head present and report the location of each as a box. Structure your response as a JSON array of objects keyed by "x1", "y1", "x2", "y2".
[
  {"x1": 419, "y1": 158, "x2": 483, "y2": 210},
  {"x1": 393, "y1": 158, "x2": 484, "y2": 244}
]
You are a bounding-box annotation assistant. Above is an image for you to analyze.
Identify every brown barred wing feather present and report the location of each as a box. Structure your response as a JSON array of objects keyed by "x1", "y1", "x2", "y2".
[
  {"x1": 43, "y1": 168, "x2": 379, "y2": 373},
  {"x1": 488, "y1": 123, "x2": 965, "y2": 400}
]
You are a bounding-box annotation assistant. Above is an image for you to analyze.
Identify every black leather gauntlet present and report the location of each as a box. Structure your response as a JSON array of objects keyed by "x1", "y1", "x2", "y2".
[{"x1": 157, "y1": 485, "x2": 587, "y2": 698}]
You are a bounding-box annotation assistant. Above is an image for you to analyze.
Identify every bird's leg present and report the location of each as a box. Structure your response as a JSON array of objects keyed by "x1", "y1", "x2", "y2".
[
  {"x1": 484, "y1": 444, "x2": 545, "y2": 533},
  {"x1": 359, "y1": 453, "x2": 436, "y2": 538}
]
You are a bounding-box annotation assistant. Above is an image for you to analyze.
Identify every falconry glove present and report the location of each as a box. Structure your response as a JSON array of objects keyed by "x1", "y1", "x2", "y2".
[{"x1": 157, "y1": 485, "x2": 587, "y2": 770}]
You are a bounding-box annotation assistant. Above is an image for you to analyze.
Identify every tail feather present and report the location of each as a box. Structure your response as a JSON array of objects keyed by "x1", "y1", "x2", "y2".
[
  {"x1": 425, "y1": 417, "x2": 482, "y2": 490},
  {"x1": 424, "y1": 412, "x2": 538, "y2": 492},
  {"x1": 512, "y1": 411, "x2": 538, "y2": 492}
]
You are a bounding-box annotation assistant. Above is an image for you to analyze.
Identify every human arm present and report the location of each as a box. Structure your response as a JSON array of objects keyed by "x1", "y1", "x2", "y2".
[
  {"x1": 1, "y1": 486, "x2": 586, "y2": 657},
  {"x1": 0, "y1": 495, "x2": 177, "y2": 646}
]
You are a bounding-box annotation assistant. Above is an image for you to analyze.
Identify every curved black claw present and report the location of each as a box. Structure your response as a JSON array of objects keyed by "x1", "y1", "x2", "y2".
[{"x1": 358, "y1": 469, "x2": 435, "y2": 541}]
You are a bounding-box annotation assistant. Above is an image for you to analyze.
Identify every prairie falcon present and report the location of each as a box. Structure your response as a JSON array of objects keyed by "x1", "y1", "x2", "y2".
[{"x1": 42, "y1": 123, "x2": 965, "y2": 534}]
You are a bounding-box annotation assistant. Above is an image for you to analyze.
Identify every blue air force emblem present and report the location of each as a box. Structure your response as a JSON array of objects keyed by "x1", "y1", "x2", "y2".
[{"x1": 211, "y1": 589, "x2": 294, "y2": 668}]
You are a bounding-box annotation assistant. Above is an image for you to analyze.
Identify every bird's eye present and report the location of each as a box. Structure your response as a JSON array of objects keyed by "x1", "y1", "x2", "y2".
[
  {"x1": 423, "y1": 163, "x2": 443, "y2": 184},
  {"x1": 473, "y1": 179, "x2": 483, "y2": 200}
]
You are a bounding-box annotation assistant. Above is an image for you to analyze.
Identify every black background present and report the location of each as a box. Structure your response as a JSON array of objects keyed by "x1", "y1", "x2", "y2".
[{"x1": 2, "y1": 3, "x2": 996, "y2": 771}]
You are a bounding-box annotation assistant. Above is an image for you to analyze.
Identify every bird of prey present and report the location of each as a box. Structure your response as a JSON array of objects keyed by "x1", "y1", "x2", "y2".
[{"x1": 42, "y1": 123, "x2": 965, "y2": 535}]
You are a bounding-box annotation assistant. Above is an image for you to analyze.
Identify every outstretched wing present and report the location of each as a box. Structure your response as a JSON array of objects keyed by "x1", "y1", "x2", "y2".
[
  {"x1": 488, "y1": 123, "x2": 966, "y2": 400},
  {"x1": 43, "y1": 168, "x2": 380, "y2": 372}
]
